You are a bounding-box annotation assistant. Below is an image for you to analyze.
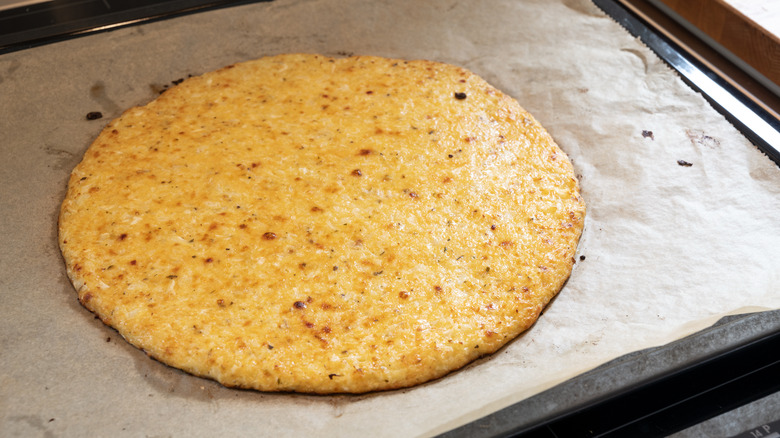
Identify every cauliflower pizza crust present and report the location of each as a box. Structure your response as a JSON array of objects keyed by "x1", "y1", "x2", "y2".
[{"x1": 59, "y1": 54, "x2": 585, "y2": 394}]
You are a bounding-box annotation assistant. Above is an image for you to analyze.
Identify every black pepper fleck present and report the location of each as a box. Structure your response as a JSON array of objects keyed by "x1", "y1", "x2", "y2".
[{"x1": 454, "y1": 92, "x2": 467, "y2": 100}]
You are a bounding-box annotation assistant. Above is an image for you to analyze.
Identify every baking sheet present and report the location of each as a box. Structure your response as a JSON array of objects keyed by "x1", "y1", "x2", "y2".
[{"x1": 1, "y1": 0, "x2": 779, "y2": 436}]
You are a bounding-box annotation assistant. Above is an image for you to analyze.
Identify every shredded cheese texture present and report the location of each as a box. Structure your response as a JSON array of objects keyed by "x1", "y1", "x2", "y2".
[{"x1": 59, "y1": 54, "x2": 585, "y2": 393}]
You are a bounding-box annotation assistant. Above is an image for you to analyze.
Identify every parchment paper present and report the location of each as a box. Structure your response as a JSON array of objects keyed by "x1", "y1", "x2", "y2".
[{"x1": 1, "y1": 0, "x2": 779, "y2": 436}]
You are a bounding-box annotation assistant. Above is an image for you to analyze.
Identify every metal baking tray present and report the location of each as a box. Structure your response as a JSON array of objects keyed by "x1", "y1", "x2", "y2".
[{"x1": 443, "y1": 310, "x2": 780, "y2": 437}]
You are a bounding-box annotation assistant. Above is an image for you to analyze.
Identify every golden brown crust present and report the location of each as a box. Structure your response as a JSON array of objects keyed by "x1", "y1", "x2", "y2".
[{"x1": 59, "y1": 54, "x2": 585, "y2": 393}]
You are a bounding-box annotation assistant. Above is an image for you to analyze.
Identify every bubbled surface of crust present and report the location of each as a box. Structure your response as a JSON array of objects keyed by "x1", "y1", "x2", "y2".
[{"x1": 58, "y1": 54, "x2": 585, "y2": 394}]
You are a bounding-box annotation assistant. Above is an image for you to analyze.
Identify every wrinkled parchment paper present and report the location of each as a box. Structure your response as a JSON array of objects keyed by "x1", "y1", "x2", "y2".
[{"x1": 1, "y1": 0, "x2": 779, "y2": 436}]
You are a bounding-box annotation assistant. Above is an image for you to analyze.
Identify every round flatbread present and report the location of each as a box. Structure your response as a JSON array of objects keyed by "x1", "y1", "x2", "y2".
[{"x1": 59, "y1": 54, "x2": 585, "y2": 393}]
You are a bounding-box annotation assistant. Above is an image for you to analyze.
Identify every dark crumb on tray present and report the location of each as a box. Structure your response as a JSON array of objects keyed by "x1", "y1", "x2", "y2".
[
  {"x1": 86, "y1": 111, "x2": 103, "y2": 120},
  {"x1": 642, "y1": 130, "x2": 654, "y2": 140},
  {"x1": 677, "y1": 160, "x2": 693, "y2": 167}
]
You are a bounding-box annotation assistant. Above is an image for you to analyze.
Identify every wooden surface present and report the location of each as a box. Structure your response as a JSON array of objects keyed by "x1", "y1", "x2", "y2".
[
  {"x1": 656, "y1": 0, "x2": 779, "y2": 86},
  {"x1": 722, "y1": 0, "x2": 780, "y2": 37}
]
